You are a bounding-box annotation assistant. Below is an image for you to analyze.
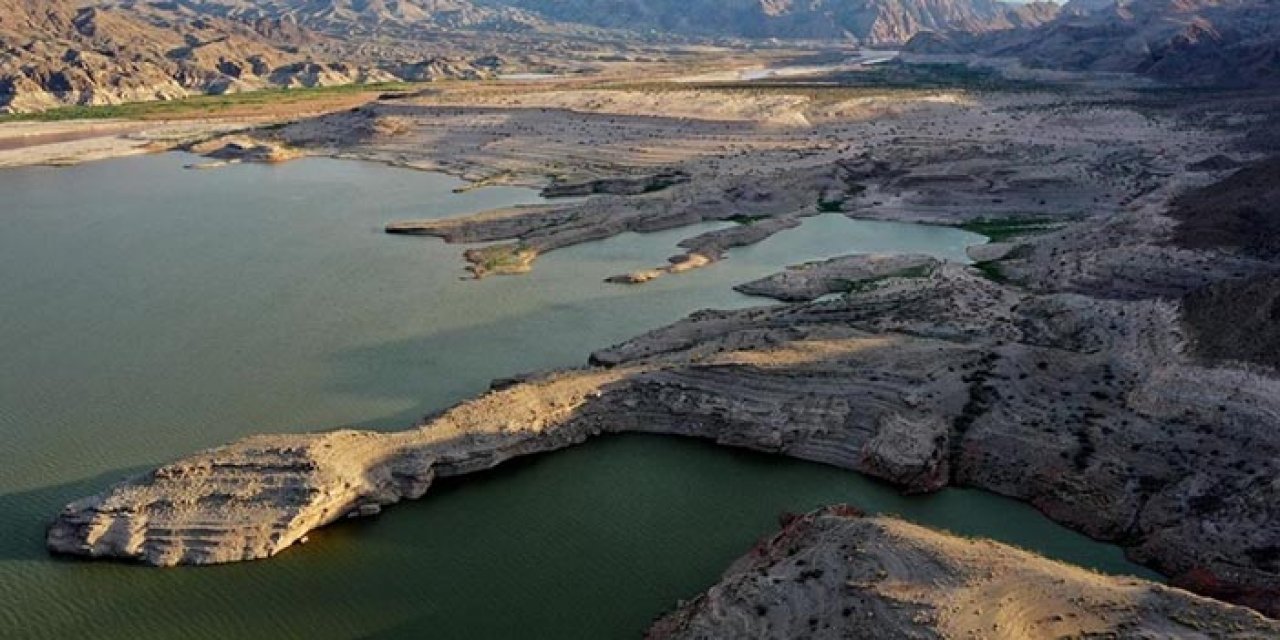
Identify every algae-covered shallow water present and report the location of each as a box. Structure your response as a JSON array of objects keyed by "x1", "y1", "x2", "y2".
[{"x1": 0, "y1": 154, "x2": 1154, "y2": 639}]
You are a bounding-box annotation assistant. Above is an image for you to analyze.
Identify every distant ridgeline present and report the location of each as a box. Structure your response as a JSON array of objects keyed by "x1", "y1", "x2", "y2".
[
  {"x1": 475, "y1": 0, "x2": 1062, "y2": 41},
  {"x1": 3, "y1": 0, "x2": 1274, "y2": 113},
  {"x1": 0, "y1": 0, "x2": 1061, "y2": 113}
]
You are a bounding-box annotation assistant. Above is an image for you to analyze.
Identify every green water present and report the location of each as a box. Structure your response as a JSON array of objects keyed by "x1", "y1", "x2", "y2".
[{"x1": 0, "y1": 153, "x2": 1154, "y2": 639}]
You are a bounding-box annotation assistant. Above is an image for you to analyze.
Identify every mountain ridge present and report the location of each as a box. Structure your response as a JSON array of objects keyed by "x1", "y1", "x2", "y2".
[
  {"x1": 0, "y1": 0, "x2": 1064, "y2": 112},
  {"x1": 478, "y1": 0, "x2": 1060, "y2": 43},
  {"x1": 906, "y1": 0, "x2": 1280, "y2": 86}
]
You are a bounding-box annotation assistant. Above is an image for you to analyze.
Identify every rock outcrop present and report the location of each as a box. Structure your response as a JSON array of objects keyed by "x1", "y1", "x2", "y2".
[
  {"x1": 647, "y1": 505, "x2": 1280, "y2": 639},
  {"x1": 190, "y1": 136, "x2": 303, "y2": 163}
]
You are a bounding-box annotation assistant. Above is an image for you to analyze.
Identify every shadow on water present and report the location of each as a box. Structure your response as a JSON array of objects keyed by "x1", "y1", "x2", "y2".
[
  {"x1": 309, "y1": 433, "x2": 1163, "y2": 639},
  {"x1": 0, "y1": 285, "x2": 733, "y2": 564},
  {"x1": 316, "y1": 287, "x2": 734, "y2": 431},
  {"x1": 0, "y1": 467, "x2": 149, "y2": 562}
]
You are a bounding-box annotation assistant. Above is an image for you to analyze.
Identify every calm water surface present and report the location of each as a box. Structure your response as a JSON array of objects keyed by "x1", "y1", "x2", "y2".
[{"x1": 0, "y1": 153, "x2": 1153, "y2": 639}]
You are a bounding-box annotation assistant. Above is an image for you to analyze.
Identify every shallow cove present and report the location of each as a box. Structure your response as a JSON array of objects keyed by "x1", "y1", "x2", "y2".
[{"x1": 0, "y1": 153, "x2": 1154, "y2": 639}]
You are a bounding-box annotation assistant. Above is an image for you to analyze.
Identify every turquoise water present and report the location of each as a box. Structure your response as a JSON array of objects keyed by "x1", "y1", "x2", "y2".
[{"x1": 0, "y1": 153, "x2": 1153, "y2": 639}]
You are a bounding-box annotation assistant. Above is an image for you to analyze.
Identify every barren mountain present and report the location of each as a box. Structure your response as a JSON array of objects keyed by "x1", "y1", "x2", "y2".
[
  {"x1": 908, "y1": 0, "x2": 1280, "y2": 86},
  {"x1": 184, "y1": 0, "x2": 552, "y2": 38},
  {"x1": 2, "y1": 0, "x2": 1069, "y2": 113},
  {"x1": 481, "y1": 0, "x2": 1060, "y2": 44},
  {"x1": 0, "y1": 0, "x2": 509, "y2": 112},
  {"x1": 2, "y1": 0, "x2": 297, "y2": 111}
]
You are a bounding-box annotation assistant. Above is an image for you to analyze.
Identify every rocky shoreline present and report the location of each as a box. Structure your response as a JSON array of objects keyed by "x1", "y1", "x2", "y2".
[
  {"x1": 44, "y1": 78, "x2": 1280, "y2": 628},
  {"x1": 49, "y1": 205, "x2": 1280, "y2": 616}
]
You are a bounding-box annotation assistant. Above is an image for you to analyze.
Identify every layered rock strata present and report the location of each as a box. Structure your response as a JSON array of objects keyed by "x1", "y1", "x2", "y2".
[{"x1": 647, "y1": 505, "x2": 1280, "y2": 639}]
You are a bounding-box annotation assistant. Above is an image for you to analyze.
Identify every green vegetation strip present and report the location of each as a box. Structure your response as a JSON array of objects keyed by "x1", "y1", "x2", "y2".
[
  {"x1": 0, "y1": 83, "x2": 420, "y2": 123},
  {"x1": 817, "y1": 198, "x2": 846, "y2": 213},
  {"x1": 972, "y1": 261, "x2": 1007, "y2": 283},
  {"x1": 821, "y1": 63, "x2": 1050, "y2": 92},
  {"x1": 728, "y1": 214, "x2": 770, "y2": 226},
  {"x1": 960, "y1": 217, "x2": 1064, "y2": 243},
  {"x1": 597, "y1": 81, "x2": 941, "y2": 105},
  {"x1": 601, "y1": 63, "x2": 1047, "y2": 98}
]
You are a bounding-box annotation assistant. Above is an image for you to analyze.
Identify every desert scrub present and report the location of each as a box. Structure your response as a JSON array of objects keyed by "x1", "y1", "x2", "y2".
[
  {"x1": 817, "y1": 198, "x2": 846, "y2": 212},
  {"x1": 821, "y1": 63, "x2": 1051, "y2": 92}
]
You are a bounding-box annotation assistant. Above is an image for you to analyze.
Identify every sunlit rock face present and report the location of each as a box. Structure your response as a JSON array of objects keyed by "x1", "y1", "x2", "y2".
[{"x1": 646, "y1": 506, "x2": 1280, "y2": 640}]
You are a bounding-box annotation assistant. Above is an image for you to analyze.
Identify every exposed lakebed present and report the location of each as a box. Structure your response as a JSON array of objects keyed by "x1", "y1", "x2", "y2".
[{"x1": 0, "y1": 153, "x2": 1153, "y2": 639}]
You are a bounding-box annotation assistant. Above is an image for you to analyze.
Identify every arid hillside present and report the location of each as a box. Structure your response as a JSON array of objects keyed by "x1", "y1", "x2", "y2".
[
  {"x1": 0, "y1": 0, "x2": 508, "y2": 112},
  {"x1": 907, "y1": 0, "x2": 1280, "y2": 86}
]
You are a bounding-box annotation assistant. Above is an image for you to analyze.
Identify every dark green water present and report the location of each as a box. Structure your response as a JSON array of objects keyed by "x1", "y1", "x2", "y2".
[{"x1": 0, "y1": 153, "x2": 1154, "y2": 639}]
